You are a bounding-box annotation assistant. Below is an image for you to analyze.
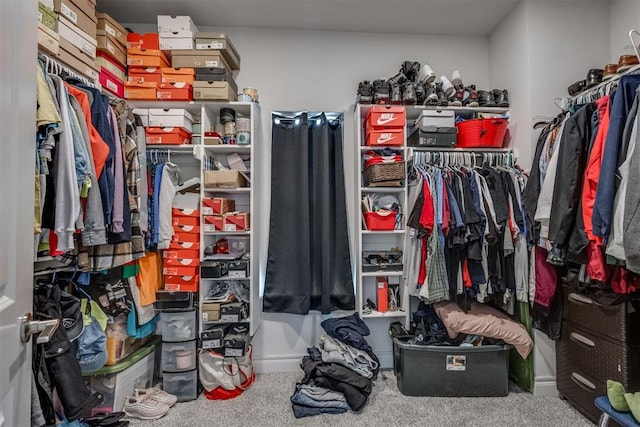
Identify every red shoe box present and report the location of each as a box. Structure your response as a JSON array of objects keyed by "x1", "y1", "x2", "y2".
[
  {"x1": 99, "y1": 66, "x2": 124, "y2": 98},
  {"x1": 203, "y1": 215, "x2": 224, "y2": 232},
  {"x1": 223, "y1": 212, "x2": 250, "y2": 231},
  {"x1": 146, "y1": 127, "x2": 192, "y2": 145},
  {"x1": 168, "y1": 240, "x2": 200, "y2": 250},
  {"x1": 162, "y1": 265, "x2": 198, "y2": 277},
  {"x1": 163, "y1": 249, "x2": 200, "y2": 260},
  {"x1": 164, "y1": 275, "x2": 199, "y2": 292},
  {"x1": 161, "y1": 67, "x2": 195, "y2": 84},
  {"x1": 163, "y1": 257, "x2": 200, "y2": 267},
  {"x1": 173, "y1": 224, "x2": 199, "y2": 234},
  {"x1": 171, "y1": 232, "x2": 200, "y2": 243},
  {"x1": 157, "y1": 82, "x2": 193, "y2": 101},
  {"x1": 365, "y1": 105, "x2": 406, "y2": 129},
  {"x1": 127, "y1": 33, "x2": 160, "y2": 50},
  {"x1": 172, "y1": 207, "x2": 200, "y2": 218},
  {"x1": 172, "y1": 215, "x2": 199, "y2": 227},
  {"x1": 128, "y1": 67, "x2": 162, "y2": 85},
  {"x1": 202, "y1": 197, "x2": 235, "y2": 215},
  {"x1": 365, "y1": 128, "x2": 404, "y2": 146}
]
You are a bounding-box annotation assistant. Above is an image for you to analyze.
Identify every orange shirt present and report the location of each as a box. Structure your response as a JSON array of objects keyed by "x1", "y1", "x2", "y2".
[
  {"x1": 136, "y1": 252, "x2": 164, "y2": 306},
  {"x1": 64, "y1": 83, "x2": 109, "y2": 178}
]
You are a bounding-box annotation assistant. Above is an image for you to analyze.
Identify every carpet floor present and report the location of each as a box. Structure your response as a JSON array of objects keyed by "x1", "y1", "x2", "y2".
[{"x1": 129, "y1": 371, "x2": 593, "y2": 427}]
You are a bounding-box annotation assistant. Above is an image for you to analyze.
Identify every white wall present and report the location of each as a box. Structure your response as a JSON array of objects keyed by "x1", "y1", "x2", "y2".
[
  {"x1": 490, "y1": 1, "x2": 532, "y2": 167},
  {"x1": 126, "y1": 23, "x2": 492, "y2": 371},
  {"x1": 609, "y1": 0, "x2": 640, "y2": 63}
]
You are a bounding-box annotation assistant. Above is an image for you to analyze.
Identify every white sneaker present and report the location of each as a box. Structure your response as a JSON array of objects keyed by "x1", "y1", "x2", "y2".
[
  {"x1": 451, "y1": 70, "x2": 463, "y2": 87},
  {"x1": 124, "y1": 394, "x2": 170, "y2": 420},
  {"x1": 136, "y1": 386, "x2": 178, "y2": 407},
  {"x1": 440, "y1": 75, "x2": 454, "y2": 98},
  {"x1": 418, "y1": 63, "x2": 436, "y2": 84}
]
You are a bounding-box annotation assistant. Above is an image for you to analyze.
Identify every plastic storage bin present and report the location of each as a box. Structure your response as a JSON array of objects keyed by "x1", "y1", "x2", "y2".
[
  {"x1": 393, "y1": 337, "x2": 512, "y2": 397},
  {"x1": 163, "y1": 369, "x2": 198, "y2": 402},
  {"x1": 162, "y1": 339, "x2": 197, "y2": 372},
  {"x1": 83, "y1": 338, "x2": 159, "y2": 416},
  {"x1": 160, "y1": 310, "x2": 197, "y2": 342},
  {"x1": 455, "y1": 118, "x2": 508, "y2": 148},
  {"x1": 364, "y1": 211, "x2": 397, "y2": 231}
]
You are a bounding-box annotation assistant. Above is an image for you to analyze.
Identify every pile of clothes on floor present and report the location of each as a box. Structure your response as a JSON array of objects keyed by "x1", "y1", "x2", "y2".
[{"x1": 290, "y1": 313, "x2": 380, "y2": 418}]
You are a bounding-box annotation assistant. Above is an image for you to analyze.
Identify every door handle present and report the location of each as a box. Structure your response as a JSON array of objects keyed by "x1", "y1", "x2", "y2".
[{"x1": 20, "y1": 313, "x2": 59, "y2": 344}]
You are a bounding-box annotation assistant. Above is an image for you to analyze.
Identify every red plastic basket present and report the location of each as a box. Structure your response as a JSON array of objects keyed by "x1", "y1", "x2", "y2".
[
  {"x1": 455, "y1": 118, "x2": 508, "y2": 148},
  {"x1": 364, "y1": 211, "x2": 397, "y2": 230}
]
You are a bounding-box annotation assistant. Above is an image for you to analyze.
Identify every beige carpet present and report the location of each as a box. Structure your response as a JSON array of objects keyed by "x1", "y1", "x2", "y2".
[{"x1": 129, "y1": 370, "x2": 593, "y2": 427}]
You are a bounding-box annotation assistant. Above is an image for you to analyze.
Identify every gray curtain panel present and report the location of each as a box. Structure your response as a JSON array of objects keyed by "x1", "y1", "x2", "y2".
[{"x1": 263, "y1": 112, "x2": 354, "y2": 314}]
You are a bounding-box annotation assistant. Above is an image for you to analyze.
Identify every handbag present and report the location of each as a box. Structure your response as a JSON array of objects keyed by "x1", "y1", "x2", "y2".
[{"x1": 199, "y1": 346, "x2": 255, "y2": 399}]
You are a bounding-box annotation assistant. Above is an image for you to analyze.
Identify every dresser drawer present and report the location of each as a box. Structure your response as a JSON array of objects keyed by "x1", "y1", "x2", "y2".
[
  {"x1": 556, "y1": 353, "x2": 605, "y2": 424},
  {"x1": 557, "y1": 320, "x2": 640, "y2": 388},
  {"x1": 562, "y1": 284, "x2": 640, "y2": 345}
]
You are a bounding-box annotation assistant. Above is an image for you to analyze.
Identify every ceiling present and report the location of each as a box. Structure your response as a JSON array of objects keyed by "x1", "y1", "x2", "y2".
[{"x1": 97, "y1": 0, "x2": 535, "y2": 36}]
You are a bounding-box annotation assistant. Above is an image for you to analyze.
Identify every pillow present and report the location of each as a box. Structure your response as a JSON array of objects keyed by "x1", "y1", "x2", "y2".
[
  {"x1": 434, "y1": 302, "x2": 533, "y2": 358},
  {"x1": 607, "y1": 380, "x2": 630, "y2": 412}
]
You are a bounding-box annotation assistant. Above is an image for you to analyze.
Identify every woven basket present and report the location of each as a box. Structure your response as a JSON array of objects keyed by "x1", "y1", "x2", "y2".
[{"x1": 363, "y1": 161, "x2": 405, "y2": 186}]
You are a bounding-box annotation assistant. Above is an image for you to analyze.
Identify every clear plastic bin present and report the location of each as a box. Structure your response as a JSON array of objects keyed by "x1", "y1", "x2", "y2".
[
  {"x1": 162, "y1": 340, "x2": 197, "y2": 372},
  {"x1": 163, "y1": 369, "x2": 198, "y2": 402},
  {"x1": 160, "y1": 310, "x2": 196, "y2": 342}
]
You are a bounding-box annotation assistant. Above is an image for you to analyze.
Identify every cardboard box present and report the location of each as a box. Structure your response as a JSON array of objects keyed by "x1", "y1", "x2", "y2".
[
  {"x1": 170, "y1": 50, "x2": 230, "y2": 70},
  {"x1": 365, "y1": 128, "x2": 404, "y2": 146},
  {"x1": 171, "y1": 232, "x2": 199, "y2": 243},
  {"x1": 38, "y1": 3, "x2": 57, "y2": 31},
  {"x1": 57, "y1": 16, "x2": 97, "y2": 58},
  {"x1": 376, "y1": 276, "x2": 389, "y2": 313},
  {"x1": 194, "y1": 32, "x2": 240, "y2": 70},
  {"x1": 203, "y1": 215, "x2": 224, "y2": 232},
  {"x1": 145, "y1": 127, "x2": 192, "y2": 145},
  {"x1": 163, "y1": 257, "x2": 200, "y2": 268},
  {"x1": 40, "y1": 0, "x2": 55, "y2": 10},
  {"x1": 171, "y1": 215, "x2": 199, "y2": 227},
  {"x1": 365, "y1": 105, "x2": 406, "y2": 129},
  {"x1": 172, "y1": 207, "x2": 200, "y2": 217},
  {"x1": 202, "y1": 198, "x2": 235, "y2": 215},
  {"x1": 161, "y1": 67, "x2": 195, "y2": 84},
  {"x1": 96, "y1": 12, "x2": 127, "y2": 47},
  {"x1": 96, "y1": 51, "x2": 125, "y2": 80},
  {"x1": 54, "y1": 0, "x2": 96, "y2": 39},
  {"x1": 157, "y1": 15, "x2": 198, "y2": 33},
  {"x1": 157, "y1": 82, "x2": 193, "y2": 101},
  {"x1": 148, "y1": 108, "x2": 193, "y2": 132},
  {"x1": 97, "y1": 30, "x2": 126, "y2": 67},
  {"x1": 227, "y1": 261, "x2": 248, "y2": 279},
  {"x1": 220, "y1": 303, "x2": 243, "y2": 322},
  {"x1": 168, "y1": 240, "x2": 200, "y2": 251},
  {"x1": 164, "y1": 275, "x2": 199, "y2": 292},
  {"x1": 124, "y1": 82, "x2": 156, "y2": 100},
  {"x1": 99, "y1": 67, "x2": 124, "y2": 98},
  {"x1": 204, "y1": 170, "x2": 247, "y2": 189},
  {"x1": 163, "y1": 249, "x2": 199, "y2": 261},
  {"x1": 162, "y1": 265, "x2": 198, "y2": 277},
  {"x1": 173, "y1": 224, "x2": 199, "y2": 234},
  {"x1": 56, "y1": 37, "x2": 99, "y2": 81},
  {"x1": 128, "y1": 68, "x2": 162, "y2": 86},
  {"x1": 223, "y1": 212, "x2": 250, "y2": 231},
  {"x1": 201, "y1": 302, "x2": 221, "y2": 322},
  {"x1": 201, "y1": 329, "x2": 224, "y2": 349},
  {"x1": 127, "y1": 33, "x2": 159, "y2": 50},
  {"x1": 160, "y1": 36, "x2": 194, "y2": 51},
  {"x1": 37, "y1": 23, "x2": 60, "y2": 56},
  {"x1": 193, "y1": 81, "x2": 237, "y2": 102},
  {"x1": 127, "y1": 48, "x2": 170, "y2": 68},
  {"x1": 66, "y1": 0, "x2": 95, "y2": 18}
]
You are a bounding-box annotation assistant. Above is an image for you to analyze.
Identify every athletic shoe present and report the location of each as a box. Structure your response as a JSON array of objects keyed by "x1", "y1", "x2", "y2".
[
  {"x1": 414, "y1": 82, "x2": 426, "y2": 105},
  {"x1": 478, "y1": 90, "x2": 494, "y2": 107},
  {"x1": 373, "y1": 80, "x2": 390, "y2": 104},
  {"x1": 123, "y1": 394, "x2": 170, "y2": 420},
  {"x1": 435, "y1": 83, "x2": 449, "y2": 106},
  {"x1": 450, "y1": 86, "x2": 464, "y2": 107},
  {"x1": 450, "y1": 69, "x2": 463, "y2": 87},
  {"x1": 401, "y1": 61, "x2": 421, "y2": 82},
  {"x1": 440, "y1": 75, "x2": 454, "y2": 98},
  {"x1": 493, "y1": 89, "x2": 510, "y2": 107},
  {"x1": 390, "y1": 83, "x2": 403, "y2": 105},
  {"x1": 357, "y1": 80, "x2": 373, "y2": 104},
  {"x1": 136, "y1": 386, "x2": 178, "y2": 408},
  {"x1": 418, "y1": 63, "x2": 436, "y2": 84},
  {"x1": 466, "y1": 85, "x2": 479, "y2": 107},
  {"x1": 424, "y1": 83, "x2": 438, "y2": 105},
  {"x1": 388, "y1": 71, "x2": 407, "y2": 86},
  {"x1": 402, "y1": 83, "x2": 417, "y2": 105}
]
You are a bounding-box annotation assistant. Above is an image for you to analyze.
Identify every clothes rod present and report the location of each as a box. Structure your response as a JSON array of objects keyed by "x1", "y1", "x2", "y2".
[{"x1": 38, "y1": 52, "x2": 100, "y2": 89}]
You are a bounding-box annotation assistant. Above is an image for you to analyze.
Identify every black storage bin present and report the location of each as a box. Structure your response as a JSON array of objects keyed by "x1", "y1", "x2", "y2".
[{"x1": 393, "y1": 337, "x2": 511, "y2": 397}]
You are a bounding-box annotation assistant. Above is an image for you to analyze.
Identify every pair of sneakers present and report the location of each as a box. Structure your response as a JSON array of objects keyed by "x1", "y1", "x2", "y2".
[{"x1": 123, "y1": 386, "x2": 178, "y2": 420}]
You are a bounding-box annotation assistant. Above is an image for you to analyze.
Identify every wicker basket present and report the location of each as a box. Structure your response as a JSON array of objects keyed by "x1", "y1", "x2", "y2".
[{"x1": 363, "y1": 161, "x2": 405, "y2": 186}]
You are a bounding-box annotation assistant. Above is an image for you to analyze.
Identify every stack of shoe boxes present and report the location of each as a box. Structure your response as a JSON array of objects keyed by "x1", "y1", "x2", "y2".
[
  {"x1": 53, "y1": 0, "x2": 99, "y2": 82},
  {"x1": 156, "y1": 15, "x2": 199, "y2": 101},
  {"x1": 125, "y1": 33, "x2": 169, "y2": 100},
  {"x1": 137, "y1": 108, "x2": 194, "y2": 146},
  {"x1": 191, "y1": 32, "x2": 241, "y2": 101},
  {"x1": 164, "y1": 193, "x2": 201, "y2": 292},
  {"x1": 364, "y1": 106, "x2": 406, "y2": 147},
  {"x1": 95, "y1": 12, "x2": 128, "y2": 98},
  {"x1": 37, "y1": 1, "x2": 60, "y2": 56}
]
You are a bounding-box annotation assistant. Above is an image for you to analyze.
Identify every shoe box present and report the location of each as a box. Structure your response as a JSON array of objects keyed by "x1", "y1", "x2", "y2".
[
  {"x1": 407, "y1": 109, "x2": 457, "y2": 147},
  {"x1": 38, "y1": 2, "x2": 57, "y2": 32},
  {"x1": 201, "y1": 323, "x2": 251, "y2": 357},
  {"x1": 83, "y1": 338, "x2": 158, "y2": 416},
  {"x1": 193, "y1": 81, "x2": 238, "y2": 102},
  {"x1": 194, "y1": 32, "x2": 241, "y2": 70},
  {"x1": 54, "y1": 0, "x2": 97, "y2": 39},
  {"x1": 362, "y1": 250, "x2": 403, "y2": 272},
  {"x1": 148, "y1": 108, "x2": 194, "y2": 132},
  {"x1": 194, "y1": 67, "x2": 238, "y2": 93},
  {"x1": 364, "y1": 106, "x2": 406, "y2": 147},
  {"x1": 170, "y1": 50, "x2": 231, "y2": 72},
  {"x1": 37, "y1": 23, "x2": 60, "y2": 56}
]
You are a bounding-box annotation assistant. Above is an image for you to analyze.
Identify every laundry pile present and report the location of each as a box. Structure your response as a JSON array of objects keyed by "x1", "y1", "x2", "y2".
[{"x1": 290, "y1": 313, "x2": 380, "y2": 418}]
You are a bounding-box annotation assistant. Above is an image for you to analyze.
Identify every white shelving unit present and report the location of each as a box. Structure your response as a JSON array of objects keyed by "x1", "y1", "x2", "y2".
[
  {"x1": 129, "y1": 100, "x2": 263, "y2": 338},
  {"x1": 354, "y1": 103, "x2": 512, "y2": 326}
]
